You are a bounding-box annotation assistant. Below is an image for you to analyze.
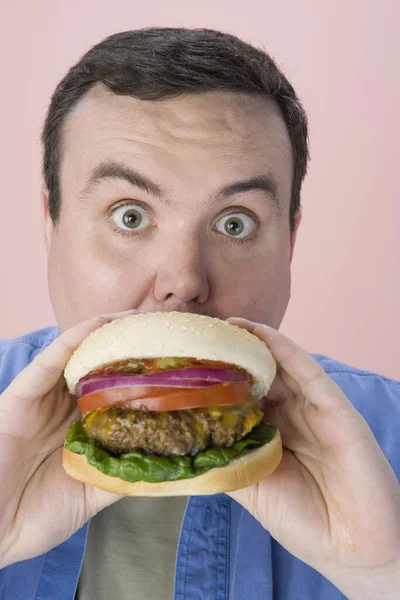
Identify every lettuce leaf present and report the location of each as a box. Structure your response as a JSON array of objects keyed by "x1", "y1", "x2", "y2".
[{"x1": 65, "y1": 420, "x2": 277, "y2": 484}]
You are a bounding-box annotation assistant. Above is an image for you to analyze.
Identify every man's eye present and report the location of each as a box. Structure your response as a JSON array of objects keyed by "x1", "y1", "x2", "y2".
[
  {"x1": 111, "y1": 204, "x2": 151, "y2": 232},
  {"x1": 215, "y1": 213, "x2": 256, "y2": 239}
]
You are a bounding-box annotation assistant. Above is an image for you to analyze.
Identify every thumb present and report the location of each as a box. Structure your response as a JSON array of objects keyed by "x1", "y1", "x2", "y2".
[{"x1": 4, "y1": 309, "x2": 138, "y2": 405}]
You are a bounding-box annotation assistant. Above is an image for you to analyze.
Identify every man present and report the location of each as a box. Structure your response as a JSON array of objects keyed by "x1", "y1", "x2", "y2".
[{"x1": 0, "y1": 27, "x2": 399, "y2": 600}]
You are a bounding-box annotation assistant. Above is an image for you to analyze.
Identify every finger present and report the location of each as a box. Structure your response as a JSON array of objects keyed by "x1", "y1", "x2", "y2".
[
  {"x1": 228, "y1": 317, "x2": 352, "y2": 414},
  {"x1": 258, "y1": 370, "x2": 322, "y2": 451},
  {"x1": 226, "y1": 317, "x2": 257, "y2": 338},
  {"x1": 258, "y1": 368, "x2": 291, "y2": 413},
  {"x1": 98, "y1": 308, "x2": 138, "y2": 321},
  {"x1": 4, "y1": 309, "x2": 138, "y2": 404}
]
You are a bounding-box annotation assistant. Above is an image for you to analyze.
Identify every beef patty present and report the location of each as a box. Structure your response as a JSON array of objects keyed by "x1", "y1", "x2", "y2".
[{"x1": 82, "y1": 402, "x2": 263, "y2": 456}]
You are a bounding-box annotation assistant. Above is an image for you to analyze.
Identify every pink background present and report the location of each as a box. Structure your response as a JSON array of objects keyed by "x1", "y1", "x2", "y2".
[{"x1": 1, "y1": 1, "x2": 399, "y2": 379}]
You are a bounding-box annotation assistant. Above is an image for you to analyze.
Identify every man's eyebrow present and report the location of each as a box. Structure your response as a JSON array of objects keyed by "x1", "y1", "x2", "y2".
[
  {"x1": 79, "y1": 160, "x2": 281, "y2": 215},
  {"x1": 214, "y1": 174, "x2": 281, "y2": 214},
  {"x1": 79, "y1": 160, "x2": 164, "y2": 200}
]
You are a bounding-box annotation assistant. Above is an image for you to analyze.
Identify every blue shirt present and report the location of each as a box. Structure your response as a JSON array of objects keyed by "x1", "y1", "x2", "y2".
[{"x1": 1, "y1": 326, "x2": 399, "y2": 600}]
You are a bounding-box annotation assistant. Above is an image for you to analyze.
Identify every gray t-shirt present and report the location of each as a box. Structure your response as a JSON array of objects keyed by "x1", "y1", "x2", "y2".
[{"x1": 75, "y1": 496, "x2": 188, "y2": 600}]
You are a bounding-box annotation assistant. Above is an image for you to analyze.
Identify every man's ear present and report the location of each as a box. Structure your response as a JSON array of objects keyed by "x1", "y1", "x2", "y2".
[
  {"x1": 289, "y1": 208, "x2": 302, "y2": 264},
  {"x1": 41, "y1": 187, "x2": 54, "y2": 251}
]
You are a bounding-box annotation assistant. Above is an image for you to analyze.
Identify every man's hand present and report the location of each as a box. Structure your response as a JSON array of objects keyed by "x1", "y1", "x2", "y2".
[
  {"x1": 228, "y1": 318, "x2": 400, "y2": 599},
  {"x1": 0, "y1": 309, "x2": 137, "y2": 568}
]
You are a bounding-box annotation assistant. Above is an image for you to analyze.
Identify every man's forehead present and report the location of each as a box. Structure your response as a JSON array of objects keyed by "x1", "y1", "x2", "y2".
[
  {"x1": 61, "y1": 84, "x2": 293, "y2": 213},
  {"x1": 64, "y1": 84, "x2": 291, "y2": 154}
]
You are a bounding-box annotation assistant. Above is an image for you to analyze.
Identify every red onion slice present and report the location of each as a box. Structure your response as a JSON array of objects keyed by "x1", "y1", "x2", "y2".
[
  {"x1": 76, "y1": 366, "x2": 249, "y2": 398},
  {"x1": 140, "y1": 367, "x2": 249, "y2": 382},
  {"x1": 76, "y1": 376, "x2": 214, "y2": 397}
]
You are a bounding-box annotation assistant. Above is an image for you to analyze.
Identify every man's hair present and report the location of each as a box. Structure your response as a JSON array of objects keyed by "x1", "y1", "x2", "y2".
[{"x1": 42, "y1": 28, "x2": 309, "y2": 231}]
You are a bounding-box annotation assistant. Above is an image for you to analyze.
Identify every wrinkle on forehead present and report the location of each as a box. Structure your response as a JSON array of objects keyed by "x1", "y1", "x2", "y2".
[
  {"x1": 65, "y1": 83, "x2": 291, "y2": 153},
  {"x1": 61, "y1": 83, "x2": 293, "y2": 213}
]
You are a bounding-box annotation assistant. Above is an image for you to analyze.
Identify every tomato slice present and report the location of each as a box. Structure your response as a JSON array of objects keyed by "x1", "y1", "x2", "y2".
[{"x1": 78, "y1": 382, "x2": 250, "y2": 414}]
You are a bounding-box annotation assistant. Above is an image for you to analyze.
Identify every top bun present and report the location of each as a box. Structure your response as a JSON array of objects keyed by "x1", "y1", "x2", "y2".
[{"x1": 64, "y1": 312, "x2": 276, "y2": 398}]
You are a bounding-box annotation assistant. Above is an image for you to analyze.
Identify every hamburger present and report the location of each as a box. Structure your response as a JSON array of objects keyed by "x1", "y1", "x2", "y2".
[{"x1": 63, "y1": 312, "x2": 282, "y2": 495}]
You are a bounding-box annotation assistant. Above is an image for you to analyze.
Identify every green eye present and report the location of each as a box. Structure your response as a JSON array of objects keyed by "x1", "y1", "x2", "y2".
[
  {"x1": 216, "y1": 212, "x2": 256, "y2": 240},
  {"x1": 122, "y1": 209, "x2": 143, "y2": 229},
  {"x1": 224, "y1": 217, "x2": 244, "y2": 236},
  {"x1": 112, "y1": 204, "x2": 150, "y2": 233}
]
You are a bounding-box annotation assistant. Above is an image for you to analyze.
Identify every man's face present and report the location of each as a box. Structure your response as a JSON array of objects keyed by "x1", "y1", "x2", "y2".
[{"x1": 43, "y1": 85, "x2": 300, "y2": 333}]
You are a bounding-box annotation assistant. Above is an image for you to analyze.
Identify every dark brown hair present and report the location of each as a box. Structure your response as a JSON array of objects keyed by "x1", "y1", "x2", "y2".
[{"x1": 42, "y1": 28, "x2": 309, "y2": 231}]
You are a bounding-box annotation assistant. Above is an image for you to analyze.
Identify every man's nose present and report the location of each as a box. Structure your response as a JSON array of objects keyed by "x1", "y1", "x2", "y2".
[{"x1": 152, "y1": 238, "x2": 210, "y2": 304}]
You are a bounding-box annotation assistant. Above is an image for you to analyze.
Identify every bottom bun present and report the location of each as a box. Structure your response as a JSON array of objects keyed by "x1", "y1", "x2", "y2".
[{"x1": 62, "y1": 430, "x2": 282, "y2": 496}]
